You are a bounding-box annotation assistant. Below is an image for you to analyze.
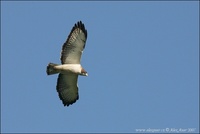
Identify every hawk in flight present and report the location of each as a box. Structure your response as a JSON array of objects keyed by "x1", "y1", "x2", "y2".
[{"x1": 46, "y1": 21, "x2": 88, "y2": 107}]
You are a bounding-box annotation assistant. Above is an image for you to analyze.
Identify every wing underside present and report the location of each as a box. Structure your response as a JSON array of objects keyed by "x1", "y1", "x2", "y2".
[
  {"x1": 61, "y1": 21, "x2": 87, "y2": 64},
  {"x1": 56, "y1": 73, "x2": 79, "y2": 106}
]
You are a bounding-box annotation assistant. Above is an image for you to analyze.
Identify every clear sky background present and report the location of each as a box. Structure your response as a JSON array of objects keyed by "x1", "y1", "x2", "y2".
[{"x1": 1, "y1": 1, "x2": 199, "y2": 133}]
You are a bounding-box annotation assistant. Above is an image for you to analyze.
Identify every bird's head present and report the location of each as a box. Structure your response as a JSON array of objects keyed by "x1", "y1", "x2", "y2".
[{"x1": 81, "y1": 68, "x2": 88, "y2": 76}]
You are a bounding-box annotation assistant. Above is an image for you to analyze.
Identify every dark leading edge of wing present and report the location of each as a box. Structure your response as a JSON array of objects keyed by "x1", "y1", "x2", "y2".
[{"x1": 60, "y1": 21, "x2": 87, "y2": 64}]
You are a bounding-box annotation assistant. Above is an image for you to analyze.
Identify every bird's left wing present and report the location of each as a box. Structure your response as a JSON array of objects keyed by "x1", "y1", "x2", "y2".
[{"x1": 56, "y1": 73, "x2": 79, "y2": 106}]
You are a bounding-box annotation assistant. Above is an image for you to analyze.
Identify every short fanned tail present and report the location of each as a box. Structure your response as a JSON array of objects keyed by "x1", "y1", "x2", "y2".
[{"x1": 46, "y1": 63, "x2": 59, "y2": 75}]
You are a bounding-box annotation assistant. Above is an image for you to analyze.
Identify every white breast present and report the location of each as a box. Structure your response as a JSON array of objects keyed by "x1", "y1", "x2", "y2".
[{"x1": 55, "y1": 64, "x2": 82, "y2": 74}]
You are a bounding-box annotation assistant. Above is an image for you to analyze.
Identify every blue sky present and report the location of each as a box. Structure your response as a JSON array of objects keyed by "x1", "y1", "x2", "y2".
[{"x1": 1, "y1": 1, "x2": 199, "y2": 133}]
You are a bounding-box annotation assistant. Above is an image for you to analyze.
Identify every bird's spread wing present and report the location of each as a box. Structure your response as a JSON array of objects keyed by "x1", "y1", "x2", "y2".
[
  {"x1": 56, "y1": 73, "x2": 79, "y2": 106},
  {"x1": 61, "y1": 21, "x2": 87, "y2": 64}
]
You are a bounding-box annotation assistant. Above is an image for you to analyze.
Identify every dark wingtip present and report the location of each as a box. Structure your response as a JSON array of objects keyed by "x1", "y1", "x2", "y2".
[
  {"x1": 62, "y1": 99, "x2": 78, "y2": 107},
  {"x1": 58, "y1": 93, "x2": 79, "y2": 107},
  {"x1": 76, "y1": 20, "x2": 87, "y2": 39}
]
